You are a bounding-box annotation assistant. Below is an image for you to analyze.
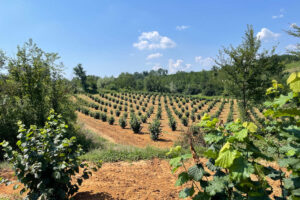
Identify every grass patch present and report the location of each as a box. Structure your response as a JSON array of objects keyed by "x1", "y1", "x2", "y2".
[
  {"x1": 79, "y1": 127, "x2": 172, "y2": 162},
  {"x1": 81, "y1": 145, "x2": 170, "y2": 162},
  {"x1": 0, "y1": 161, "x2": 12, "y2": 170},
  {"x1": 285, "y1": 60, "x2": 300, "y2": 73}
]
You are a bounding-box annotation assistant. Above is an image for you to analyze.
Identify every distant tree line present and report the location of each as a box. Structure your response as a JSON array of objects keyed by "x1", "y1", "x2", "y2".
[{"x1": 72, "y1": 54, "x2": 297, "y2": 96}]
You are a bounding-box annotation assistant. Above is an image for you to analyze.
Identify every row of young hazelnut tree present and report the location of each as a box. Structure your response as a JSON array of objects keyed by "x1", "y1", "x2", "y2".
[{"x1": 75, "y1": 91, "x2": 264, "y2": 141}]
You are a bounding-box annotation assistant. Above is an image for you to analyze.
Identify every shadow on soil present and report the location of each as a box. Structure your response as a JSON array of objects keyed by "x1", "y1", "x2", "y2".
[
  {"x1": 73, "y1": 191, "x2": 124, "y2": 200},
  {"x1": 156, "y1": 138, "x2": 172, "y2": 142}
]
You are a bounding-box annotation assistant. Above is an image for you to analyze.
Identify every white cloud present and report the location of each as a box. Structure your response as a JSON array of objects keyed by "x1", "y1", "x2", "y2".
[
  {"x1": 256, "y1": 28, "x2": 280, "y2": 41},
  {"x1": 272, "y1": 14, "x2": 284, "y2": 19},
  {"x1": 146, "y1": 53, "x2": 163, "y2": 60},
  {"x1": 286, "y1": 44, "x2": 298, "y2": 51},
  {"x1": 133, "y1": 31, "x2": 176, "y2": 50},
  {"x1": 272, "y1": 9, "x2": 284, "y2": 19},
  {"x1": 168, "y1": 59, "x2": 191, "y2": 74},
  {"x1": 195, "y1": 56, "x2": 215, "y2": 70},
  {"x1": 176, "y1": 25, "x2": 189, "y2": 31}
]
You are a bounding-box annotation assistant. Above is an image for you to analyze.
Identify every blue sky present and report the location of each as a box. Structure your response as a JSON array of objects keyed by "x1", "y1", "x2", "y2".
[{"x1": 0, "y1": 0, "x2": 299, "y2": 78}]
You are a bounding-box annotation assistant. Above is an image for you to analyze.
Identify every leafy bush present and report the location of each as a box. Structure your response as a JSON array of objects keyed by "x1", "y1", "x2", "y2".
[
  {"x1": 149, "y1": 119, "x2": 161, "y2": 141},
  {"x1": 123, "y1": 112, "x2": 128, "y2": 119},
  {"x1": 118, "y1": 117, "x2": 127, "y2": 129},
  {"x1": 140, "y1": 115, "x2": 147, "y2": 123},
  {"x1": 0, "y1": 110, "x2": 101, "y2": 199},
  {"x1": 185, "y1": 111, "x2": 190, "y2": 117},
  {"x1": 130, "y1": 114, "x2": 142, "y2": 133},
  {"x1": 115, "y1": 109, "x2": 121, "y2": 117},
  {"x1": 101, "y1": 113, "x2": 107, "y2": 122},
  {"x1": 138, "y1": 111, "x2": 142, "y2": 116},
  {"x1": 168, "y1": 117, "x2": 177, "y2": 131},
  {"x1": 108, "y1": 116, "x2": 115, "y2": 125},
  {"x1": 181, "y1": 116, "x2": 189, "y2": 126},
  {"x1": 190, "y1": 113, "x2": 195, "y2": 122}
]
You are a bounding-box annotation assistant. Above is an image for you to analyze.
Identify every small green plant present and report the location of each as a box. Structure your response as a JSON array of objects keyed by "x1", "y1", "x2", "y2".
[
  {"x1": 115, "y1": 109, "x2": 121, "y2": 117},
  {"x1": 95, "y1": 111, "x2": 101, "y2": 119},
  {"x1": 101, "y1": 113, "x2": 107, "y2": 122},
  {"x1": 168, "y1": 117, "x2": 177, "y2": 131},
  {"x1": 149, "y1": 119, "x2": 161, "y2": 141},
  {"x1": 140, "y1": 115, "x2": 147, "y2": 123},
  {"x1": 0, "y1": 110, "x2": 101, "y2": 199},
  {"x1": 119, "y1": 116, "x2": 127, "y2": 129},
  {"x1": 108, "y1": 116, "x2": 115, "y2": 125},
  {"x1": 181, "y1": 116, "x2": 189, "y2": 126},
  {"x1": 130, "y1": 114, "x2": 142, "y2": 133}
]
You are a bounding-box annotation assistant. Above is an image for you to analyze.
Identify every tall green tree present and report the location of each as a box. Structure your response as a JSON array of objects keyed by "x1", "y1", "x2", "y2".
[
  {"x1": 0, "y1": 40, "x2": 78, "y2": 154},
  {"x1": 73, "y1": 63, "x2": 87, "y2": 92},
  {"x1": 217, "y1": 25, "x2": 284, "y2": 120}
]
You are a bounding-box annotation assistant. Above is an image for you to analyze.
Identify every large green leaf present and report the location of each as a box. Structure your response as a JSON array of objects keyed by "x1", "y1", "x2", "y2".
[
  {"x1": 215, "y1": 142, "x2": 240, "y2": 168},
  {"x1": 188, "y1": 164, "x2": 205, "y2": 181},
  {"x1": 287, "y1": 72, "x2": 300, "y2": 93},
  {"x1": 206, "y1": 176, "x2": 228, "y2": 196},
  {"x1": 234, "y1": 129, "x2": 248, "y2": 141},
  {"x1": 204, "y1": 133, "x2": 223, "y2": 144},
  {"x1": 179, "y1": 187, "x2": 195, "y2": 198},
  {"x1": 229, "y1": 157, "x2": 254, "y2": 181},
  {"x1": 290, "y1": 79, "x2": 300, "y2": 93},
  {"x1": 175, "y1": 172, "x2": 190, "y2": 186},
  {"x1": 204, "y1": 149, "x2": 218, "y2": 159}
]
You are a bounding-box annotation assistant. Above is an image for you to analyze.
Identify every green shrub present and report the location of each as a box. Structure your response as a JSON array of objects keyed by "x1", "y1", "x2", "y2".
[
  {"x1": 118, "y1": 105, "x2": 122, "y2": 111},
  {"x1": 115, "y1": 109, "x2": 121, "y2": 117},
  {"x1": 185, "y1": 111, "x2": 190, "y2": 117},
  {"x1": 181, "y1": 116, "x2": 189, "y2": 126},
  {"x1": 101, "y1": 113, "x2": 107, "y2": 122},
  {"x1": 130, "y1": 114, "x2": 142, "y2": 133},
  {"x1": 0, "y1": 110, "x2": 101, "y2": 199},
  {"x1": 118, "y1": 117, "x2": 127, "y2": 129},
  {"x1": 108, "y1": 116, "x2": 115, "y2": 125},
  {"x1": 123, "y1": 112, "x2": 128, "y2": 119},
  {"x1": 149, "y1": 119, "x2": 161, "y2": 141},
  {"x1": 140, "y1": 115, "x2": 147, "y2": 123},
  {"x1": 168, "y1": 117, "x2": 177, "y2": 131},
  {"x1": 95, "y1": 111, "x2": 101, "y2": 119},
  {"x1": 190, "y1": 113, "x2": 195, "y2": 122}
]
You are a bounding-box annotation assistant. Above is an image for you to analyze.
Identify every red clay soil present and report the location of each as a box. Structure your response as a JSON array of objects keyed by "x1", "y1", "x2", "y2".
[
  {"x1": 0, "y1": 158, "x2": 285, "y2": 200},
  {"x1": 0, "y1": 159, "x2": 183, "y2": 200}
]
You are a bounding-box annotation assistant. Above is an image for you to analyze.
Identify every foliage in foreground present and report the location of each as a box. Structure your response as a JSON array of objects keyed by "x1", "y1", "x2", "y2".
[
  {"x1": 168, "y1": 72, "x2": 300, "y2": 199},
  {"x1": 0, "y1": 110, "x2": 101, "y2": 200}
]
